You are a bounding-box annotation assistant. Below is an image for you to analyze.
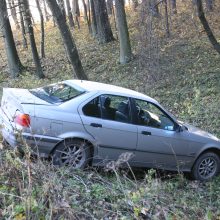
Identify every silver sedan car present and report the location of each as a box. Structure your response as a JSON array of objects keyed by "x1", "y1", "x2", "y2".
[{"x1": 0, "y1": 80, "x2": 220, "y2": 180}]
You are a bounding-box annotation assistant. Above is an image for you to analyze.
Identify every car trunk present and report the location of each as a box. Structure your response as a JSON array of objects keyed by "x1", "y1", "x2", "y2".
[{"x1": 1, "y1": 88, "x2": 47, "y2": 122}]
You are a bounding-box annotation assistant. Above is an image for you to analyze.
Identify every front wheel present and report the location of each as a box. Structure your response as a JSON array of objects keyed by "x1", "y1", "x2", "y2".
[
  {"x1": 52, "y1": 139, "x2": 92, "y2": 169},
  {"x1": 192, "y1": 152, "x2": 220, "y2": 181}
]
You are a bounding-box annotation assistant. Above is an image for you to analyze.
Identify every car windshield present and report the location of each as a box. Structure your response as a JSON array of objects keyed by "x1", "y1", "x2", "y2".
[{"x1": 29, "y1": 83, "x2": 86, "y2": 104}]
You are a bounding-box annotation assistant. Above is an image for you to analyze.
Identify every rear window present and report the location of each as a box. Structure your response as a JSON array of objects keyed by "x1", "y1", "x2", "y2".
[{"x1": 29, "y1": 83, "x2": 86, "y2": 104}]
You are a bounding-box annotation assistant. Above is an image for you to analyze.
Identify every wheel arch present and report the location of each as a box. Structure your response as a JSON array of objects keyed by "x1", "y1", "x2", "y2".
[
  {"x1": 192, "y1": 147, "x2": 220, "y2": 169},
  {"x1": 49, "y1": 133, "x2": 97, "y2": 158},
  {"x1": 191, "y1": 147, "x2": 220, "y2": 180}
]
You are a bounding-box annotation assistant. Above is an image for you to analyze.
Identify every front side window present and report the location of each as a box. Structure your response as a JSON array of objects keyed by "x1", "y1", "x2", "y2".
[
  {"x1": 30, "y1": 83, "x2": 85, "y2": 104},
  {"x1": 134, "y1": 99, "x2": 175, "y2": 131},
  {"x1": 83, "y1": 94, "x2": 131, "y2": 123}
]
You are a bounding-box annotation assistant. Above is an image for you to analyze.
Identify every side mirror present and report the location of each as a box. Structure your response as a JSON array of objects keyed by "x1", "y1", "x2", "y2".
[{"x1": 177, "y1": 124, "x2": 188, "y2": 132}]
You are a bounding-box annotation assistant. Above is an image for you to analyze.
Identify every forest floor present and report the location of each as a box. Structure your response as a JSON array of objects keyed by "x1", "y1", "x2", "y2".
[{"x1": 0, "y1": 3, "x2": 220, "y2": 219}]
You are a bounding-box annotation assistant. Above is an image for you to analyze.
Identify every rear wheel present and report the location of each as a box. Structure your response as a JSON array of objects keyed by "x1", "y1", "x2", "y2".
[
  {"x1": 53, "y1": 139, "x2": 92, "y2": 168},
  {"x1": 192, "y1": 152, "x2": 220, "y2": 181}
]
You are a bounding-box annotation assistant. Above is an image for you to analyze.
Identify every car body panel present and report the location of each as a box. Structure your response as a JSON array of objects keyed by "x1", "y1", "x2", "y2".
[
  {"x1": 134, "y1": 126, "x2": 193, "y2": 171},
  {"x1": 80, "y1": 115, "x2": 138, "y2": 162}
]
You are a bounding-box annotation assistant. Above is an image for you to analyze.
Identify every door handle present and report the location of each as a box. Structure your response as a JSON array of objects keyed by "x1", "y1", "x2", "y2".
[
  {"x1": 90, "y1": 123, "x2": 102, "y2": 128},
  {"x1": 141, "y1": 131, "x2": 151, "y2": 136}
]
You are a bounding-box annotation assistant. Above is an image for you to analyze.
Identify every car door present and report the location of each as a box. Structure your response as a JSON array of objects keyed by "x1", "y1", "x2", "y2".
[
  {"x1": 133, "y1": 98, "x2": 192, "y2": 170},
  {"x1": 79, "y1": 94, "x2": 138, "y2": 163}
]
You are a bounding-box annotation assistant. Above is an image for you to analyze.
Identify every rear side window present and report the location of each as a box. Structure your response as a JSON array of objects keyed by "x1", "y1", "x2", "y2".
[
  {"x1": 29, "y1": 83, "x2": 85, "y2": 104},
  {"x1": 83, "y1": 95, "x2": 131, "y2": 123},
  {"x1": 82, "y1": 97, "x2": 101, "y2": 118}
]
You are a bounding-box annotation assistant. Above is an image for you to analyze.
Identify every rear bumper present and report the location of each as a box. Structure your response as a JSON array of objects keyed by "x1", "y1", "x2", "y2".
[
  {"x1": 0, "y1": 107, "x2": 62, "y2": 157},
  {"x1": 1, "y1": 125, "x2": 18, "y2": 147},
  {"x1": 22, "y1": 133, "x2": 62, "y2": 157},
  {"x1": 1, "y1": 128, "x2": 62, "y2": 157},
  {"x1": 0, "y1": 107, "x2": 18, "y2": 148}
]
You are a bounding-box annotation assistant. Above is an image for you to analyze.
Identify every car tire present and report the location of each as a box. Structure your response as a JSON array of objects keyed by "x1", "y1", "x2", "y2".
[
  {"x1": 192, "y1": 152, "x2": 220, "y2": 181},
  {"x1": 52, "y1": 139, "x2": 92, "y2": 169}
]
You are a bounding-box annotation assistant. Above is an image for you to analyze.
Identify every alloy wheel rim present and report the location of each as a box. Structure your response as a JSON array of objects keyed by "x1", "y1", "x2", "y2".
[
  {"x1": 198, "y1": 157, "x2": 217, "y2": 179},
  {"x1": 59, "y1": 143, "x2": 86, "y2": 168}
]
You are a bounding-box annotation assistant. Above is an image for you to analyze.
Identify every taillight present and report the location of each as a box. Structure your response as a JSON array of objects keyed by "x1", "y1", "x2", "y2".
[{"x1": 15, "y1": 114, "x2": 30, "y2": 127}]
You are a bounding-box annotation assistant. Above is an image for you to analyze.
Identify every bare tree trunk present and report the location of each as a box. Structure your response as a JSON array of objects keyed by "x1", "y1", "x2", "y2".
[
  {"x1": 206, "y1": 0, "x2": 214, "y2": 11},
  {"x1": 46, "y1": 0, "x2": 88, "y2": 80},
  {"x1": 90, "y1": 0, "x2": 97, "y2": 37},
  {"x1": 23, "y1": 0, "x2": 45, "y2": 78},
  {"x1": 36, "y1": 0, "x2": 45, "y2": 58},
  {"x1": 149, "y1": 0, "x2": 160, "y2": 17},
  {"x1": 0, "y1": 0, "x2": 22, "y2": 77},
  {"x1": 18, "y1": 0, "x2": 28, "y2": 49},
  {"x1": 170, "y1": 0, "x2": 177, "y2": 14},
  {"x1": 112, "y1": 3, "x2": 118, "y2": 40},
  {"x1": 82, "y1": 0, "x2": 91, "y2": 33},
  {"x1": 93, "y1": 0, "x2": 114, "y2": 43},
  {"x1": 87, "y1": 0, "x2": 91, "y2": 29},
  {"x1": 164, "y1": 0, "x2": 170, "y2": 37},
  {"x1": 53, "y1": 17, "x2": 56, "y2": 27},
  {"x1": 66, "y1": 0, "x2": 75, "y2": 28},
  {"x1": 75, "y1": 16, "x2": 80, "y2": 29},
  {"x1": 72, "y1": 0, "x2": 80, "y2": 29},
  {"x1": 196, "y1": 0, "x2": 220, "y2": 54},
  {"x1": 107, "y1": 0, "x2": 113, "y2": 15},
  {"x1": 57, "y1": 0, "x2": 66, "y2": 21},
  {"x1": 115, "y1": 0, "x2": 132, "y2": 64},
  {"x1": 8, "y1": 0, "x2": 20, "y2": 30},
  {"x1": 43, "y1": 0, "x2": 50, "y2": 21}
]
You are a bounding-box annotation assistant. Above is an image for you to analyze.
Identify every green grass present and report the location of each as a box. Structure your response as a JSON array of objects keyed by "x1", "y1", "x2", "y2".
[{"x1": 0, "y1": 4, "x2": 220, "y2": 219}]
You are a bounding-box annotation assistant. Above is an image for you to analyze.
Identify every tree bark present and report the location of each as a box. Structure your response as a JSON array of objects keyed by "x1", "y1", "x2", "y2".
[
  {"x1": 149, "y1": 0, "x2": 160, "y2": 17},
  {"x1": 107, "y1": 0, "x2": 113, "y2": 15},
  {"x1": 93, "y1": 0, "x2": 114, "y2": 43},
  {"x1": 0, "y1": 0, "x2": 22, "y2": 77},
  {"x1": 206, "y1": 0, "x2": 214, "y2": 11},
  {"x1": 57, "y1": 0, "x2": 66, "y2": 21},
  {"x1": 72, "y1": 0, "x2": 80, "y2": 29},
  {"x1": 43, "y1": 0, "x2": 50, "y2": 21},
  {"x1": 65, "y1": 0, "x2": 75, "y2": 28},
  {"x1": 115, "y1": 0, "x2": 132, "y2": 64},
  {"x1": 18, "y1": 0, "x2": 28, "y2": 49},
  {"x1": 196, "y1": 0, "x2": 220, "y2": 54},
  {"x1": 87, "y1": 0, "x2": 91, "y2": 30},
  {"x1": 23, "y1": 0, "x2": 45, "y2": 78},
  {"x1": 36, "y1": 0, "x2": 45, "y2": 58},
  {"x1": 90, "y1": 0, "x2": 97, "y2": 37},
  {"x1": 164, "y1": 0, "x2": 170, "y2": 37},
  {"x1": 46, "y1": 0, "x2": 88, "y2": 80},
  {"x1": 112, "y1": 2, "x2": 118, "y2": 40},
  {"x1": 170, "y1": 0, "x2": 177, "y2": 14},
  {"x1": 82, "y1": 0, "x2": 91, "y2": 33},
  {"x1": 8, "y1": 0, "x2": 20, "y2": 30}
]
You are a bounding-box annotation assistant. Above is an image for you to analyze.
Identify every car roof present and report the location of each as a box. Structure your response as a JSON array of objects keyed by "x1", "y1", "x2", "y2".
[{"x1": 64, "y1": 80, "x2": 158, "y2": 103}]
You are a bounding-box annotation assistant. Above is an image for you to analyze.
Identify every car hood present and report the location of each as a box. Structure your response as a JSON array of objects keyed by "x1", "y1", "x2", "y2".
[{"x1": 183, "y1": 122, "x2": 220, "y2": 142}]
